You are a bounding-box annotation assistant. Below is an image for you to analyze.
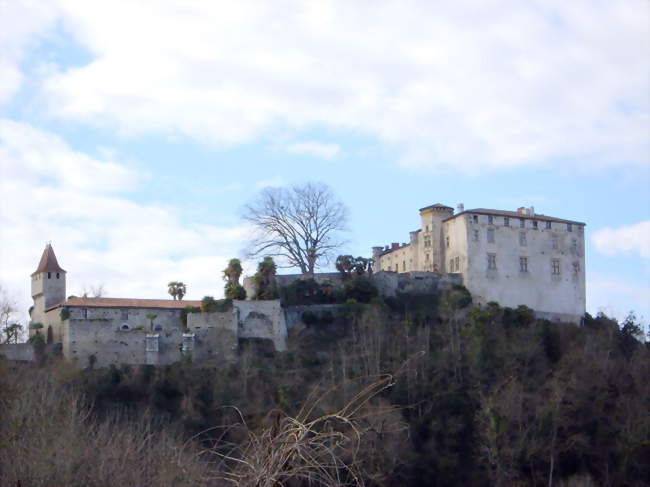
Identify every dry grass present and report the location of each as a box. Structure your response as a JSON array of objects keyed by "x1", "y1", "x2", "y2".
[
  {"x1": 209, "y1": 374, "x2": 399, "y2": 487},
  {"x1": 0, "y1": 365, "x2": 212, "y2": 487}
]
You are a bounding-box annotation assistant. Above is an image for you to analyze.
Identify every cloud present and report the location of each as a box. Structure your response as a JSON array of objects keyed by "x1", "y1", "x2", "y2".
[
  {"x1": 286, "y1": 141, "x2": 340, "y2": 159},
  {"x1": 0, "y1": 121, "x2": 249, "y2": 322},
  {"x1": 587, "y1": 272, "x2": 650, "y2": 324},
  {"x1": 592, "y1": 220, "x2": 650, "y2": 258},
  {"x1": 0, "y1": 0, "x2": 59, "y2": 104},
  {"x1": 1, "y1": 0, "x2": 645, "y2": 171}
]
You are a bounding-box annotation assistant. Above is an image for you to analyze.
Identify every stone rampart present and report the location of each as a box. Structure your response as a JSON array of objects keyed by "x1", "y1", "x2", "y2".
[
  {"x1": 235, "y1": 299, "x2": 287, "y2": 351},
  {"x1": 371, "y1": 271, "x2": 463, "y2": 297},
  {"x1": 0, "y1": 343, "x2": 34, "y2": 362}
]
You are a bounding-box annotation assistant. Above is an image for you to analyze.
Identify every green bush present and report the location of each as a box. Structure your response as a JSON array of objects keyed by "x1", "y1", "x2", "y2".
[
  {"x1": 200, "y1": 296, "x2": 233, "y2": 313},
  {"x1": 281, "y1": 279, "x2": 331, "y2": 306},
  {"x1": 341, "y1": 277, "x2": 378, "y2": 303},
  {"x1": 60, "y1": 308, "x2": 71, "y2": 320},
  {"x1": 225, "y1": 282, "x2": 247, "y2": 300}
]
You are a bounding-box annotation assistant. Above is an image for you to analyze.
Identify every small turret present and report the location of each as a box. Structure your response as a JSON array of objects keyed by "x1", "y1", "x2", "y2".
[{"x1": 30, "y1": 244, "x2": 66, "y2": 333}]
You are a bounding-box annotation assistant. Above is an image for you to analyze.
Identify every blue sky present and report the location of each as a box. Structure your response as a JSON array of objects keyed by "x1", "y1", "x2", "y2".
[{"x1": 0, "y1": 0, "x2": 648, "y2": 326}]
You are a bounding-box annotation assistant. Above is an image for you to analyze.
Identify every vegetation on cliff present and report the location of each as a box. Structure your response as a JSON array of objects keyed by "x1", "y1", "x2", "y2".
[{"x1": 1, "y1": 291, "x2": 648, "y2": 486}]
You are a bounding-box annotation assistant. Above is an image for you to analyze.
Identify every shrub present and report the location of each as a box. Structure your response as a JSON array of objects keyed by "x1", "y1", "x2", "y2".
[
  {"x1": 200, "y1": 296, "x2": 233, "y2": 313},
  {"x1": 60, "y1": 308, "x2": 70, "y2": 320},
  {"x1": 225, "y1": 282, "x2": 247, "y2": 300},
  {"x1": 341, "y1": 277, "x2": 378, "y2": 303},
  {"x1": 280, "y1": 279, "x2": 329, "y2": 306}
]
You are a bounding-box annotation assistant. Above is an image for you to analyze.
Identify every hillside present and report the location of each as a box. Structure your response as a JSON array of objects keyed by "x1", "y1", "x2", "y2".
[{"x1": 1, "y1": 288, "x2": 648, "y2": 486}]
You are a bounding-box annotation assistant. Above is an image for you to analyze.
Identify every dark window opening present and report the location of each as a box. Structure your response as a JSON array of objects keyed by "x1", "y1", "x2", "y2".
[{"x1": 47, "y1": 272, "x2": 51, "y2": 279}]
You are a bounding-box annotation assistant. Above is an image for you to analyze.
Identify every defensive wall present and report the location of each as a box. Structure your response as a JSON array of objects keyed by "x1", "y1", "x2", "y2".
[{"x1": 4, "y1": 271, "x2": 481, "y2": 368}]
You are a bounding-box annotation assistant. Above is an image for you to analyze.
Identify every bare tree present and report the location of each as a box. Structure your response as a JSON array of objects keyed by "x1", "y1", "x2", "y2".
[
  {"x1": 1, "y1": 285, "x2": 23, "y2": 344},
  {"x1": 81, "y1": 284, "x2": 106, "y2": 298},
  {"x1": 243, "y1": 182, "x2": 348, "y2": 274}
]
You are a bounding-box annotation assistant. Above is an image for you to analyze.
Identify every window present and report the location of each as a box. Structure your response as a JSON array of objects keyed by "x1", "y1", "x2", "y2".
[
  {"x1": 473, "y1": 215, "x2": 478, "y2": 224},
  {"x1": 446, "y1": 236, "x2": 450, "y2": 248},
  {"x1": 449, "y1": 259, "x2": 454, "y2": 272},
  {"x1": 546, "y1": 221, "x2": 552, "y2": 229},
  {"x1": 572, "y1": 262, "x2": 580, "y2": 274},
  {"x1": 488, "y1": 215, "x2": 493, "y2": 224},
  {"x1": 504, "y1": 217, "x2": 509, "y2": 227},
  {"x1": 145, "y1": 334, "x2": 159, "y2": 352},
  {"x1": 424, "y1": 235, "x2": 431, "y2": 247},
  {"x1": 56, "y1": 273, "x2": 60, "y2": 279},
  {"x1": 425, "y1": 253, "x2": 430, "y2": 262},
  {"x1": 47, "y1": 272, "x2": 51, "y2": 279},
  {"x1": 395, "y1": 264, "x2": 398, "y2": 272},
  {"x1": 82, "y1": 309, "x2": 88, "y2": 319},
  {"x1": 519, "y1": 257, "x2": 528, "y2": 272},
  {"x1": 552, "y1": 259, "x2": 561, "y2": 275},
  {"x1": 487, "y1": 228, "x2": 495, "y2": 243},
  {"x1": 121, "y1": 309, "x2": 128, "y2": 320},
  {"x1": 533, "y1": 221, "x2": 538, "y2": 230},
  {"x1": 426, "y1": 225, "x2": 429, "y2": 232},
  {"x1": 519, "y1": 232, "x2": 527, "y2": 246},
  {"x1": 567, "y1": 223, "x2": 573, "y2": 232},
  {"x1": 552, "y1": 237, "x2": 559, "y2": 250},
  {"x1": 571, "y1": 238, "x2": 578, "y2": 252},
  {"x1": 454, "y1": 256, "x2": 460, "y2": 272},
  {"x1": 473, "y1": 229, "x2": 479, "y2": 242},
  {"x1": 402, "y1": 261, "x2": 406, "y2": 271},
  {"x1": 182, "y1": 333, "x2": 195, "y2": 353},
  {"x1": 520, "y1": 218, "x2": 525, "y2": 228},
  {"x1": 487, "y1": 253, "x2": 497, "y2": 270}
]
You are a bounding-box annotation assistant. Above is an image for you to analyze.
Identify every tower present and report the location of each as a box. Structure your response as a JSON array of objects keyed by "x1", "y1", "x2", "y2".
[
  {"x1": 418, "y1": 204, "x2": 454, "y2": 272},
  {"x1": 30, "y1": 244, "x2": 66, "y2": 335}
]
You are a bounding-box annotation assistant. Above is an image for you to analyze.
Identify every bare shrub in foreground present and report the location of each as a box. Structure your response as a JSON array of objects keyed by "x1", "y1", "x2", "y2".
[
  {"x1": 0, "y1": 365, "x2": 212, "y2": 487},
  {"x1": 215, "y1": 374, "x2": 399, "y2": 487}
]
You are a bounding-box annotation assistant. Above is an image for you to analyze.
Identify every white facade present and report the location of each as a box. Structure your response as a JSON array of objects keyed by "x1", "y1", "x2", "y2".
[{"x1": 374, "y1": 205, "x2": 586, "y2": 322}]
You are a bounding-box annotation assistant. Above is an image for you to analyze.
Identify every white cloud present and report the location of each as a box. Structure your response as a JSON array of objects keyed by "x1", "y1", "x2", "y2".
[
  {"x1": 0, "y1": 121, "x2": 249, "y2": 322},
  {"x1": 0, "y1": 0, "x2": 59, "y2": 103},
  {"x1": 587, "y1": 272, "x2": 650, "y2": 324},
  {"x1": 592, "y1": 220, "x2": 650, "y2": 258},
  {"x1": 286, "y1": 141, "x2": 340, "y2": 159},
  {"x1": 1, "y1": 0, "x2": 646, "y2": 170}
]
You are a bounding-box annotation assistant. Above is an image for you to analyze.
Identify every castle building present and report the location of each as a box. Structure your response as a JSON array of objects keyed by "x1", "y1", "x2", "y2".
[
  {"x1": 373, "y1": 204, "x2": 586, "y2": 322},
  {"x1": 27, "y1": 244, "x2": 288, "y2": 367}
]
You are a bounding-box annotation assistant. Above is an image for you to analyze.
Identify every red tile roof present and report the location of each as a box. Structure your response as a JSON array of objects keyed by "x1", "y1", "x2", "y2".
[
  {"x1": 48, "y1": 297, "x2": 202, "y2": 311},
  {"x1": 445, "y1": 208, "x2": 585, "y2": 225},
  {"x1": 32, "y1": 244, "x2": 66, "y2": 276}
]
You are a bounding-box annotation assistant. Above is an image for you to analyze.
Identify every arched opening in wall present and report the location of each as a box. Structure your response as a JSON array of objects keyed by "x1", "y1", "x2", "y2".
[
  {"x1": 46, "y1": 326, "x2": 53, "y2": 344},
  {"x1": 121, "y1": 324, "x2": 130, "y2": 331}
]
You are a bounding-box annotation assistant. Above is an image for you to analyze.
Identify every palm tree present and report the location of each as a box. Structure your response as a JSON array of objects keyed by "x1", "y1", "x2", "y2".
[
  {"x1": 167, "y1": 282, "x2": 187, "y2": 300},
  {"x1": 168, "y1": 282, "x2": 178, "y2": 300},
  {"x1": 176, "y1": 282, "x2": 187, "y2": 300}
]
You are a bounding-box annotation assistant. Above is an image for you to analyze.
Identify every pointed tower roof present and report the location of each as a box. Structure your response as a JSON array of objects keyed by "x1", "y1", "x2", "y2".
[{"x1": 32, "y1": 244, "x2": 66, "y2": 276}]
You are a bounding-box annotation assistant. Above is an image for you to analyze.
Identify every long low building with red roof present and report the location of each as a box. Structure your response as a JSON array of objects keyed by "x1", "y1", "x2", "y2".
[{"x1": 27, "y1": 244, "x2": 288, "y2": 367}]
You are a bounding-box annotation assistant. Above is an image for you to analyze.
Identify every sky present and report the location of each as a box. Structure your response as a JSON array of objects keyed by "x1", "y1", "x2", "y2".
[{"x1": 0, "y1": 0, "x2": 648, "y2": 327}]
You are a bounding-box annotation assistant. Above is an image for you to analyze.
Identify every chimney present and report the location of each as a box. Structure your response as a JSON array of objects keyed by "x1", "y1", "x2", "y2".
[
  {"x1": 529, "y1": 206, "x2": 535, "y2": 216},
  {"x1": 517, "y1": 207, "x2": 527, "y2": 215},
  {"x1": 457, "y1": 203, "x2": 464, "y2": 213},
  {"x1": 391, "y1": 242, "x2": 400, "y2": 250}
]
